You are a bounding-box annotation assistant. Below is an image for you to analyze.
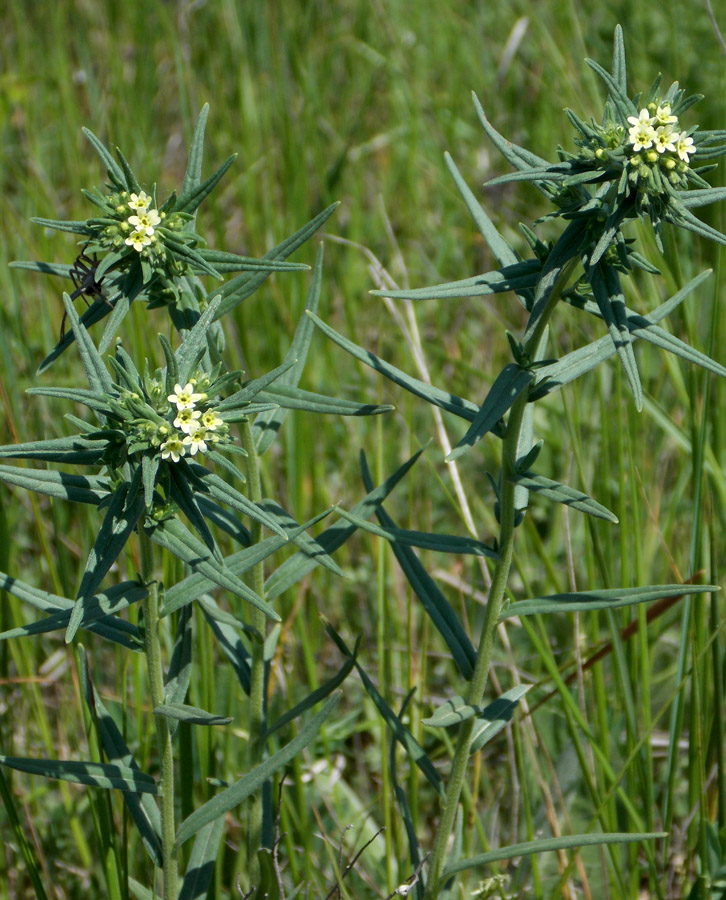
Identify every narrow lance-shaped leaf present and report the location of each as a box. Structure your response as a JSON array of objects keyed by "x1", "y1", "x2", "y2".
[
  {"x1": 508, "y1": 471, "x2": 619, "y2": 523},
  {"x1": 0, "y1": 755, "x2": 158, "y2": 794},
  {"x1": 181, "y1": 104, "x2": 210, "y2": 200},
  {"x1": 146, "y1": 514, "x2": 280, "y2": 621},
  {"x1": 501, "y1": 583, "x2": 717, "y2": 618},
  {"x1": 265, "y1": 446, "x2": 427, "y2": 600},
  {"x1": 254, "y1": 242, "x2": 324, "y2": 454},
  {"x1": 67, "y1": 478, "x2": 146, "y2": 643},
  {"x1": 334, "y1": 507, "x2": 498, "y2": 558},
  {"x1": 82, "y1": 127, "x2": 126, "y2": 187},
  {"x1": 62, "y1": 293, "x2": 115, "y2": 395},
  {"x1": 175, "y1": 693, "x2": 340, "y2": 846},
  {"x1": 324, "y1": 619, "x2": 444, "y2": 796},
  {"x1": 442, "y1": 832, "x2": 666, "y2": 878},
  {"x1": 589, "y1": 263, "x2": 642, "y2": 410},
  {"x1": 216, "y1": 203, "x2": 339, "y2": 320},
  {"x1": 360, "y1": 452, "x2": 476, "y2": 680},
  {"x1": 470, "y1": 685, "x2": 532, "y2": 753},
  {"x1": 369, "y1": 260, "x2": 540, "y2": 301},
  {"x1": 307, "y1": 312, "x2": 497, "y2": 433},
  {"x1": 0, "y1": 465, "x2": 109, "y2": 505},
  {"x1": 78, "y1": 648, "x2": 162, "y2": 865},
  {"x1": 447, "y1": 365, "x2": 535, "y2": 462},
  {"x1": 177, "y1": 817, "x2": 226, "y2": 900},
  {"x1": 154, "y1": 703, "x2": 232, "y2": 726}
]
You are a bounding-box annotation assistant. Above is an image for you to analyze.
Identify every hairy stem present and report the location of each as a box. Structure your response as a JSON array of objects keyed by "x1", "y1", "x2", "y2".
[
  {"x1": 241, "y1": 419, "x2": 267, "y2": 889},
  {"x1": 423, "y1": 259, "x2": 575, "y2": 897},
  {"x1": 139, "y1": 531, "x2": 178, "y2": 899}
]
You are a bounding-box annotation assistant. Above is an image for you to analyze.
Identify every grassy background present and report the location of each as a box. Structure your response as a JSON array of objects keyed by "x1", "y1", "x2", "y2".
[{"x1": 1, "y1": 1, "x2": 726, "y2": 898}]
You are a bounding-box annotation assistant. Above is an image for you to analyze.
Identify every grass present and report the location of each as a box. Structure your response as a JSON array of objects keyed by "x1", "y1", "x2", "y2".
[{"x1": 1, "y1": 1, "x2": 726, "y2": 898}]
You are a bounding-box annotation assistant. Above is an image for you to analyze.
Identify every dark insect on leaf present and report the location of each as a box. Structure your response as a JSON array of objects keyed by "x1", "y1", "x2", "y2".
[{"x1": 61, "y1": 245, "x2": 111, "y2": 340}]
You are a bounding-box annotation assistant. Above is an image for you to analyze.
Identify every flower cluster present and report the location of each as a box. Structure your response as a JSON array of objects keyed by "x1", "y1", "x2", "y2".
[
  {"x1": 626, "y1": 102, "x2": 695, "y2": 164},
  {"x1": 160, "y1": 381, "x2": 227, "y2": 463},
  {"x1": 124, "y1": 191, "x2": 162, "y2": 253}
]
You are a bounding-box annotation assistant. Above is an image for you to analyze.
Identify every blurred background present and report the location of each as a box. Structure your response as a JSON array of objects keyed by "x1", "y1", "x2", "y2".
[{"x1": 1, "y1": 1, "x2": 726, "y2": 897}]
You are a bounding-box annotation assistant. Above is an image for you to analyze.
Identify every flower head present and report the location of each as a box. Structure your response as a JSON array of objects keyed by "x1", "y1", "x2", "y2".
[
  {"x1": 173, "y1": 407, "x2": 202, "y2": 433},
  {"x1": 168, "y1": 383, "x2": 205, "y2": 410},
  {"x1": 653, "y1": 126, "x2": 676, "y2": 154},
  {"x1": 654, "y1": 103, "x2": 678, "y2": 127},
  {"x1": 675, "y1": 131, "x2": 696, "y2": 162},
  {"x1": 627, "y1": 109, "x2": 657, "y2": 152},
  {"x1": 183, "y1": 429, "x2": 208, "y2": 455},
  {"x1": 128, "y1": 191, "x2": 152, "y2": 211},
  {"x1": 200, "y1": 409, "x2": 224, "y2": 430},
  {"x1": 128, "y1": 208, "x2": 161, "y2": 236},
  {"x1": 125, "y1": 230, "x2": 153, "y2": 252},
  {"x1": 160, "y1": 436, "x2": 186, "y2": 462}
]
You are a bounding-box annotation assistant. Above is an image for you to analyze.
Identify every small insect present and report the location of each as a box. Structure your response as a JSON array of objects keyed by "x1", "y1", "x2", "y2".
[{"x1": 61, "y1": 245, "x2": 107, "y2": 340}]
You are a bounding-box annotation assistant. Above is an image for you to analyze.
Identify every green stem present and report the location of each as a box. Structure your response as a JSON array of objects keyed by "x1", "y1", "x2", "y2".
[
  {"x1": 240, "y1": 419, "x2": 267, "y2": 889},
  {"x1": 423, "y1": 260, "x2": 575, "y2": 898},
  {"x1": 139, "y1": 531, "x2": 178, "y2": 899}
]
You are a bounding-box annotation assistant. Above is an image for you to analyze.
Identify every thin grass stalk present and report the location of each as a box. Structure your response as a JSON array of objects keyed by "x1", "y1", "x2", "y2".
[
  {"x1": 138, "y1": 531, "x2": 178, "y2": 899},
  {"x1": 240, "y1": 418, "x2": 267, "y2": 886}
]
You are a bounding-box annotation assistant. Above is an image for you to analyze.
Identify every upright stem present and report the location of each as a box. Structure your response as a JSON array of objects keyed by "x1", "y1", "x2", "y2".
[
  {"x1": 423, "y1": 260, "x2": 575, "y2": 898},
  {"x1": 139, "y1": 531, "x2": 178, "y2": 899},
  {"x1": 240, "y1": 419, "x2": 267, "y2": 888}
]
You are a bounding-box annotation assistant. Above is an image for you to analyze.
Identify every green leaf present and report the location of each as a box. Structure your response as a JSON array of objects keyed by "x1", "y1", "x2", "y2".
[
  {"x1": 83, "y1": 127, "x2": 126, "y2": 186},
  {"x1": 422, "y1": 695, "x2": 481, "y2": 728},
  {"x1": 197, "y1": 249, "x2": 309, "y2": 274},
  {"x1": 9, "y1": 260, "x2": 74, "y2": 278},
  {"x1": 175, "y1": 694, "x2": 340, "y2": 846},
  {"x1": 264, "y1": 641, "x2": 358, "y2": 739},
  {"x1": 154, "y1": 703, "x2": 232, "y2": 726},
  {"x1": 78, "y1": 648, "x2": 162, "y2": 865},
  {"x1": 191, "y1": 469, "x2": 286, "y2": 538},
  {"x1": 0, "y1": 755, "x2": 158, "y2": 794},
  {"x1": 501, "y1": 583, "x2": 716, "y2": 618},
  {"x1": 0, "y1": 581, "x2": 146, "y2": 642},
  {"x1": 471, "y1": 93, "x2": 552, "y2": 178},
  {"x1": 470, "y1": 685, "x2": 532, "y2": 752},
  {"x1": 176, "y1": 154, "x2": 236, "y2": 215},
  {"x1": 30, "y1": 217, "x2": 92, "y2": 235},
  {"x1": 26, "y1": 387, "x2": 113, "y2": 415},
  {"x1": 265, "y1": 446, "x2": 426, "y2": 600},
  {"x1": 324, "y1": 620, "x2": 444, "y2": 797},
  {"x1": 181, "y1": 104, "x2": 210, "y2": 200},
  {"x1": 585, "y1": 58, "x2": 638, "y2": 123},
  {"x1": 308, "y1": 312, "x2": 494, "y2": 431},
  {"x1": 442, "y1": 832, "x2": 665, "y2": 877},
  {"x1": 178, "y1": 817, "x2": 226, "y2": 900},
  {"x1": 359, "y1": 452, "x2": 476, "y2": 680},
  {"x1": 447, "y1": 365, "x2": 535, "y2": 462},
  {"x1": 588, "y1": 264, "x2": 642, "y2": 409},
  {"x1": 201, "y1": 600, "x2": 251, "y2": 693},
  {"x1": 164, "y1": 604, "x2": 193, "y2": 733},
  {"x1": 98, "y1": 267, "x2": 145, "y2": 352},
  {"x1": 611, "y1": 25, "x2": 627, "y2": 94},
  {"x1": 0, "y1": 465, "x2": 109, "y2": 505},
  {"x1": 255, "y1": 384, "x2": 393, "y2": 417},
  {"x1": 508, "y1": 471, "x2": 618, "y2": 523},
  {"x1": 146, "y1": 515, "x2": 279, "y2": 621},
  {"x1": 369, "y1": 260, "x2": 540, "y2": 301},
  {"x1": 253, "y1": 243, "x2": 324, "y2": 454},
  {"x1": 67, "y1": 479, "x2": 147, "y2": 642},
  {"x1": 334, "y1": 507, "x2": 498, "y2": 558},
  {"x1": 215, "y1": 203, "x2": 338, "y2": 319},
  {"x1": 0, "y1": 572, "x2": 142, "y2": 650},
  {"x1": 532, "y1": 271, "x2": 713, "y2": 399},
  {"x1": 260, "y1": 500, "x2": 343, "y2": 578},
  {"x1": 216, "y1": 359, "x2": 296, "y2": 412},
  {"x1": 174, "y1": 295, "x2": 222, "y2": 386},
  {"x1": 62, "y1": 293, "x2": 115, "y2": 395},
  {"x1": 0, "y1": 434, "x2": 110, "y2": 465}
]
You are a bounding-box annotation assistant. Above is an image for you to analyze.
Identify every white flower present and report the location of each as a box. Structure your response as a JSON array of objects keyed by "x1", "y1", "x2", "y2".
[
  {"x1": 128, "y1": 191, "x2": 152, "y2": 211},
  {"x1": 160, "y1": 436, "x2": 186, "y2": 462},
  {"x1": 200, "y1": 409, "x2": 224, "y2": 430},
  {"x1": 654, "y1": 126, "x2": 676, "y2": 154},
  {"x1": 125, "y1": 229, "x2": 152, "y2": 252},
  {"x1": 173, "y1": 407, "x2": 201, "y2": 433},
  {"x1": 128, "y1": 208, "x2": 161, "y2": 236},
  {"x1": 167, "y1": 383, "x2": 205, "y2": 410},
  {"x1": 627, "y1": 108, "x2": 658, "y2": 152},
  {"x1": 183, "y1": 429, "x2": 208, "y2": 455},
  {"x1": 675, "y1": 131, "x2": 696, "y2": 162},
  {"x1": 654, "y1": 103, "x2": 678, "y2": 127}
]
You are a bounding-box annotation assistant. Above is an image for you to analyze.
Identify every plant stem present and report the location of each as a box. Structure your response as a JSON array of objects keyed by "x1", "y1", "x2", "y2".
[
  {"x1": 139, "y1": 530, "x2": 178, "y2": 899},
  {"x1": 423, "y1": 260, "x2": 575, "y2": 898},
  {"x1": 241, "y1": 419, "x2": 267, "y2": 889}
]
